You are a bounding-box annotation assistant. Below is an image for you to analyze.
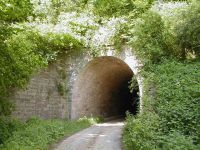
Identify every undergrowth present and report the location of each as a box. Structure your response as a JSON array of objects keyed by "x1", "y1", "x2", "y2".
[
  {"x1": 0, "y1": 117, "x2": 100, "y2": 150},
  {"x1": 123, "y1": 60, "x2": 200, "y2": 150},
  {"x1": 122, "y1": 0, "x2": 200, "y2": 149}
]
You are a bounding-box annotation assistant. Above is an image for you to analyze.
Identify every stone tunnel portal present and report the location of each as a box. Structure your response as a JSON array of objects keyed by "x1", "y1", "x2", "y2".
[{"x1": 71, "y1": 56, "x2": 139, "y2": 119}]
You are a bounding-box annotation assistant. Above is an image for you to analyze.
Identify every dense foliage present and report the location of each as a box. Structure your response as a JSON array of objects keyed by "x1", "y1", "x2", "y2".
[
  {"x1": 122, "y1": 0, "x2": 200, "y2": 149},
  {"x1": 173, "y1": 1, "x2": 200, "y2": 59},
  {"x1": 0, "y1": 117, "x2": 99, "y2": 149},
  {"x1": 151, "y1": 61, "x2": 200, "y2": 141},
  {"x1": 0, "y1": 0, "x2": 33, "y2": 23},
  {"x1": 0, "y1": 29, "x2": 84, "y2": 115},
  {"x1": 0, "y1": 0, "x2": 199, "y2": 149},
  {"x1": 0, "y1": 0, "x2": 85, "y2": 115},
  {"x1": 123, "y1": 61, "x2": 200, "y2": 150},
  {"x1": 93, "y1": 0, "x2": 155, "y2": 18},
  {"x1": 127, "y1": 11, "x2": 177, "y2": 64}
]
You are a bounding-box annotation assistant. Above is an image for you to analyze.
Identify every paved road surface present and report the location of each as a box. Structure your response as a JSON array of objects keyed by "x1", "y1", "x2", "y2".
[{"x1": 54, "y1": 119, "x2": 124, "y2": 150}]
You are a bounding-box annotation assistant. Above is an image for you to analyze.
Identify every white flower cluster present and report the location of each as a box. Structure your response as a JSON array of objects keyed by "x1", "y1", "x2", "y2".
[
  {"x1": 56, "y1": 12, "x2": 98, "y2": 43},
  {"x1": 31, "y1": 0, "x2": 52, "y2": 17},
  {"x1": 28, "y1": 0, "x2": 189, "y2": 51},
  {"x1": 91, "y1": 18, "x2": 125, "y2": 47},
  {"x1": 151, "y1": 1, "x2": 188, "y2": 17},
  {"x1": 26, "y1": 10, "x2": 124, "y2": 49}
]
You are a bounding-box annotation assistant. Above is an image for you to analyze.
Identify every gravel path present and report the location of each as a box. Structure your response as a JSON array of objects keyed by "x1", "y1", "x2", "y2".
[{"x1": 54, "y1": 119, "x2": 124, "y2": 150}]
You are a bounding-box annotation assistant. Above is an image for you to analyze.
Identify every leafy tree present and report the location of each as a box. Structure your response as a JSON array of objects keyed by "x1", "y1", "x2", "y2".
[
  {"x1": 0, "y1": 0, "x2": 33, "y2": 23},
  {"x1": 173, "y1": 0, "x2": 200, "y2": 59}
]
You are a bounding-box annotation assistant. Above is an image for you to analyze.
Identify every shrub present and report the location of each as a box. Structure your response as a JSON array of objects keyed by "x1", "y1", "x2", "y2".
[
  {"x1": 173, "y1": 0, "x2": 200, "y2": 59},
  {"x1": 113, "y1": 10, "x2": 182, "y2": 64},
  {"x1": 123, "y1": 112, "x2": 160, "y2": 150},
  {"x1": 112, "y1": 22, "x2": 130, "y2": 52},
  {"x1": 0, "y1": 0, "x2": 33, "y2": 23},
  {"x1": 0, "y1": 99, "x2": 14, "y2": 117},
  {"x1": 0, "y1": 117, "x2": 24, "y2": 144},
  {"x1": 0, "y1": 23, "x2": 23, "y2": 115},
  {"x1": 124, "y1": 59, "x2": 200, "y2": 149},
  {"x1": 93, "y1": 0, "x2": 155, "y2": 18},
  {"x1": 158, "y1": 132, "x2": 200, "y2": 150},
  {"x1": 152, "y1": 60, "x2": 200, "y2": 143},
  {"x1": 128, "y1": 11, "x2": 178, "y2": 64},
  {"x1": 129, "y1": 75, "x2": 139, "y2": 93}
]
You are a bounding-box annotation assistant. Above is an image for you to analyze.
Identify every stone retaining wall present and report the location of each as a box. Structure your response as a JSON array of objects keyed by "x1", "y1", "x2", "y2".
[{"x1": 10, "y1": 47, "x2": 143, "y2": 120}]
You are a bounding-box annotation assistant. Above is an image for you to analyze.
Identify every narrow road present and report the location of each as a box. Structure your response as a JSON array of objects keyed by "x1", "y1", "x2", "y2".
[{"x1": 54, "y1": 119, "x2": 124, "y2": 150}]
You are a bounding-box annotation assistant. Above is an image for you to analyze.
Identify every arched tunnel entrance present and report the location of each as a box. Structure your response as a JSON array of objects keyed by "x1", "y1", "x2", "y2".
[{"x1": 71, "y1": 56, "x2": 139, "y2": 119}]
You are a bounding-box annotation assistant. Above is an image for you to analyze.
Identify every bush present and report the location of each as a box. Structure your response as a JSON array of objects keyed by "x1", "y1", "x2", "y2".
[
  {"x1": 0, "y1": 99, "x2": 14, "y2": 117},
  {"x1": 158, "y1": 132, "x2": 200, "y2": 150},
  {"x1": 152, "y1": 60, "x2": 200, "y2": 143},
  {"x1": 0, "y1": 117, "x2": 24, "y2": 144},
  {"x1": 93, "y1": 0, "x2": 155, "y2": 18},
  {"x1": 173, "y1": 0, "x2": 200, "y2": 59},
  {"x1": 113, "y1": 10, "x2": 182, "y2": 64},
  {"x1": 0, "y1": 0, "x2": 33, "y2": 23},
  {"x1": 123, "y1": 60, "x2": 200, "y2": 149},
  {"x1": 128, "y1": 11, "x2": 178, "y2": 64},
  {"x1": 114, "y1": 1, "x2": 200, "y2": 63},
  {"x1": 123, "y1": 112, "x2": 160, "y2": 150}
]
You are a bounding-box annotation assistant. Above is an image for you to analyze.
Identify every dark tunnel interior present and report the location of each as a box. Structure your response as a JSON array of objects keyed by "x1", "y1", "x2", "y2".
[{"x1": 71, "y1": 56, "x2": 139, "y2": 119}]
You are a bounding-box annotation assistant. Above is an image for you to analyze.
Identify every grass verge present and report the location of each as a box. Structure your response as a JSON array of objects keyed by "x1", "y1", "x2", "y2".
[{"x1": 0, "y1": 117, "x2": 100, "y2": 150}]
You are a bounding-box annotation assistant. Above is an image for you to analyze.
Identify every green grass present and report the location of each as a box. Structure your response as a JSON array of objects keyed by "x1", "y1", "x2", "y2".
[{"x1": 0, "y1": 117, "x2": 100, "y2": 150}]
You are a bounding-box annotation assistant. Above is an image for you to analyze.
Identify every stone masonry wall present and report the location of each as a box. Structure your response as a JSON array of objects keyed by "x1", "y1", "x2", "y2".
[
  {"x1": 10, "y1": 61, "x2": 66, "y2": 120},
  {"x1": 10, "y1": 51, "x2": 88, "y2": 120},
  {"x1": 10, "y1": 47, "x2": 143, "y2": 120}
]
